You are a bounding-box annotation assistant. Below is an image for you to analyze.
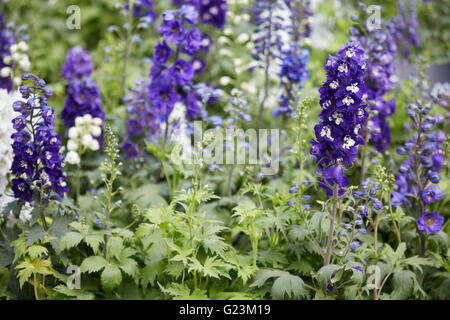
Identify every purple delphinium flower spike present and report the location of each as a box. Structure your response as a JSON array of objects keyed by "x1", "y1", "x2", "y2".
[
  {"x1": 310, "y1": 41, "x2": 368, "y2": 196},
  {"x1": 350, "y1": 4, "x2": 398, "y2": 153},
  {"x1": 61, "y1": 46, "x2": 105, "y2": 143},
  {"x1": 10, "y1": 74, "x2": 69, "y2": 202},
  {"x1": 391, "y1": 63, "x2": 445, "y2": 234}
]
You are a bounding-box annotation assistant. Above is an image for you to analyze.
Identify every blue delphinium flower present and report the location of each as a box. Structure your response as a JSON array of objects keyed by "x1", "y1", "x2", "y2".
[
  {"x1": 122, "y1": 78, "x2": 160, "y2": 159},
  {"x1": 350, "y1": 3, "x2": 398, "y2": 153},
  {"x1": 172, "y1": 0, "x2": 228, "y2": 29},
  {"x1": 387, "y1": 0, "x2": 420, "y2": 59},
  {"x1": 274, "y1": 0, "x2": 311, "y2": 116},
  {"x1": 417, "y1": 211, "x2": 444, "y2": 234},
  {"x1": 391, "y1": 62, "x2": 445, "y2": 234},
  {"x1": 0, "y1": 13, "x2": 14, "y2": 91},
  {"x1": 124, "y1": 6, "x2": 217, "y2": 158},
  {"x1": 124, "y1": 0, "x2": 156, "y2": 24},
  {"x1": 61, "y1": 46, "x2": 105, "y2": 140},
  {"x1": 10, "y1": 74, "x2": 68, "y2": 202},
  {"x1": 310, "y1": 41, "x2": 368, "y2": 197}
]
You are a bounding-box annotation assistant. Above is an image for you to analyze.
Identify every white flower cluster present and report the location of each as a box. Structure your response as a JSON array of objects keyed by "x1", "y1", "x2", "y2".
[
  {"x1": 0, "y1": 89, "x2": 22, "y2": 194},
  {"x1": 66, "y1": 114, "x2": 103, "y2": 165},
  {"x1": 1, "y1": 41, "x2": 31, "y2": 87}
]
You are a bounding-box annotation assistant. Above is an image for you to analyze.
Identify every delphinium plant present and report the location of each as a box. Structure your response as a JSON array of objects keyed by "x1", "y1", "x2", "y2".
[
  {"x1": 349, "y1": 3, "x2": 398, "y2": 183},
  {"x1": 391, "y1": 59, "x2": 446, "y2": 256},
  {"x1": 10, "y1": 74, "x2": 68, "y2": 229},
  {"x1": 310, "y1": 41, "x2": 369, "y2": 266}
]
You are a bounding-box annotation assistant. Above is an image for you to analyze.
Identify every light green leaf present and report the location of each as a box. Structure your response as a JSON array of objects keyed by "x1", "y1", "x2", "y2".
[
  {"x1": 101, "y1": 265, "x2": 122, "y2": 292},
  {"x1": 80, "y1": 256, "x2": 108, "y2": 274}
]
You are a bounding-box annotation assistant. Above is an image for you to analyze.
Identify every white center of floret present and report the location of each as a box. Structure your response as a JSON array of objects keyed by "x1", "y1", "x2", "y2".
[
  {"x1": 329, "y1": 112, "x2": 344, "y2": 125},
  {"x1": 342, "y1": 96, "x2": 354, "y2": 106},
  {"x1": 346, "y1": 48, "x2": 356, "y2": 58},
  {"x1": 320, "y1": 125, "x2": 334, "y2": 141},
  {"x1": 343, "y1": 135, "x2": 355, "y2": 149},
  {"x1": 329, "y1": 80, "x2": 339, "y2": 89},
  {"x1": 338, "y1": 64, "x2": 348, "y2": 73},
  {"x1": 346, "y1": 83, "x2": 359, "y2": 93}
]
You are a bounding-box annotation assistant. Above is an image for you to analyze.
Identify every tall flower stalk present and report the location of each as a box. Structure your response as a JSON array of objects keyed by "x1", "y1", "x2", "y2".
[
  {"x1": 391, "y1": 60, "x2": 445, "y2": 256},
  {"x1": 310, "y1": 41, "x2": 368, "y2": 266},
  {"x1": 10, "y1": 74, "x2": 68, "y2": 230}
]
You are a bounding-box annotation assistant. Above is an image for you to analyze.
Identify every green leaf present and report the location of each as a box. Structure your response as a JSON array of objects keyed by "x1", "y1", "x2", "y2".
[
  {"x1": 85, "y1": 235, "x2": 104, "y2": 254},
  {"x1": 27, "y1": 245, "x2": 48, "y2": 260},
  {"x1": 53, "y1": 284, "x2": 95, "y2": 300},
  {"x1": 101, "y1": 265, "x2": 122, "y2": 292},
  {"x1": 272, "y1": 272, "x2": 308, "y2": 300},
  {"x1": 390, "y1": 270, "x2": 415, "y2": 299},
  {"x1": 106, "y1": 237, "x2": 124, "y2": 261},
  {"x1": 58, "y1": 232, "x2": 84, "y2": 252},
  {"x1": 119, "y1": 258, "x2": 139, "y2": 279},
  {"x1": 26, "y1": 224, "x2": 46, "y2": 246},
  {"x1": 402, "y1": 255, "x2": 434, "y2": 272},
  {"x1": 316, "y1": 264, "x2": 341, "y2": 288},
  {"x1": 80, "y1": 256, "x2": 108, "y2": 274},
  {"x1": 250, "y1": 268, "x2": 308, "y2": 300},
  {"x1": 159, "y1": 283, "x2": 208, "y2": 300},
  {"x1": 141, "y1": 259, "x2": 164, "y2": 288}
]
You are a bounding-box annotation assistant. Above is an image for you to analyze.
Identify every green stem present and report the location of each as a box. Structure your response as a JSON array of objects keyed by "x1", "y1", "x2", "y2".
[{"x1": 324, "y1": 184, "x2": 339, "y2": 266}]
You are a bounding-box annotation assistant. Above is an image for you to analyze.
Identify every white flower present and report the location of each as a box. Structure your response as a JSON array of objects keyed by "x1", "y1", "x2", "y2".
[
  {"x1": 3, "y1": 56, "x2": 12, "y2": 65},
  {"x1": 0, "y1": 67, "x2": 11, "y2": 77},
  {"x1": 75, "y1": 116, "x2": 85, "y2": 126},
  {"x1": 18, "y1": 41, "x2": 29, "y2": 52},
  {"x1": 81, "y1": 134, "x2": 94, "y2": 146},
  {"x1": 354, "y1": 124, "x2": 361, "y2": 135},
  {"x1": 67, "y1": 139, "x2": 78, "y2": 151},
  {"x1": 13, "y1": 77, "x2": 21, "y2": 87},
  {"x1": 91, "y1": 126, "x2": 102, "y2": 137},
  {"x1": 83, "y1": 114, "x2": 92, "y2": 122},
  {"x1": 92, "y1": 117, "x2": 103, "y2": 126},
  {"x1": 0, "y1": 90, "x2": 22, "y2": 194},
  {"x1": 66, "y1": 151, "x2": 80, "y2": 165},
  {"x1": 88, "y1": 139, "x2": 100, "y2": 151},
  {"x1": 68, "y1": 127, "x2": 79, "y2": 139}
]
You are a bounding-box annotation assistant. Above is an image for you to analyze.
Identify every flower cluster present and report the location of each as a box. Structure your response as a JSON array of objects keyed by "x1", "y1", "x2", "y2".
[
  {"x1": 10, "y1": 74, "x2": 68, "y2": 202},
  {"x1": 61, "y1": 46, "x2": 105, "y2": 142},
  {"x1": 392, "y1": 109, "x2": 445, "y2": 233},
  {"x1": 0, "y1": 13, "x2": 14, "y2": 91},
  {"x1": 149, "y1": 6, "x2": 209, "y2": 120},
  {"x1": 2, "y1": 41, "x2": 31, "y2": 88},
  {"x1": 388, "y1": 0, "x2": 420, "y2": 59},
  {"x1": 0, "y1": 89, "x2": 22, "y2": 194},
  {"x1": 250, "y1": 0, "x2": 284, "y2": 71},
  {"x1": 310, "y1": 41, "x2": 368, "y2": 196},
  {"x1": 172, "y1": 0, "x2": 228, "y2": 29},
  {"x1": 66, "y1": 114, "x2": 103, "y2": 165},
  {"x1": 124, "y1": 0, "x2": 156, "y2": 24},
  {"x1": 391, "y1": 62, "x2": 445, "y2": 234},
  {"x1": 275, "y1": 46, "x2": 310, "y2": 116},
  {"x1": 350, "y1": 4, "x2": 398, "y2": 153},
  {"x1": 123, "y1": 78, "x2": 160, "y2": 159},
  {"x1": 273, "y1": 0, "x2": 311, "y2": 117}
]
